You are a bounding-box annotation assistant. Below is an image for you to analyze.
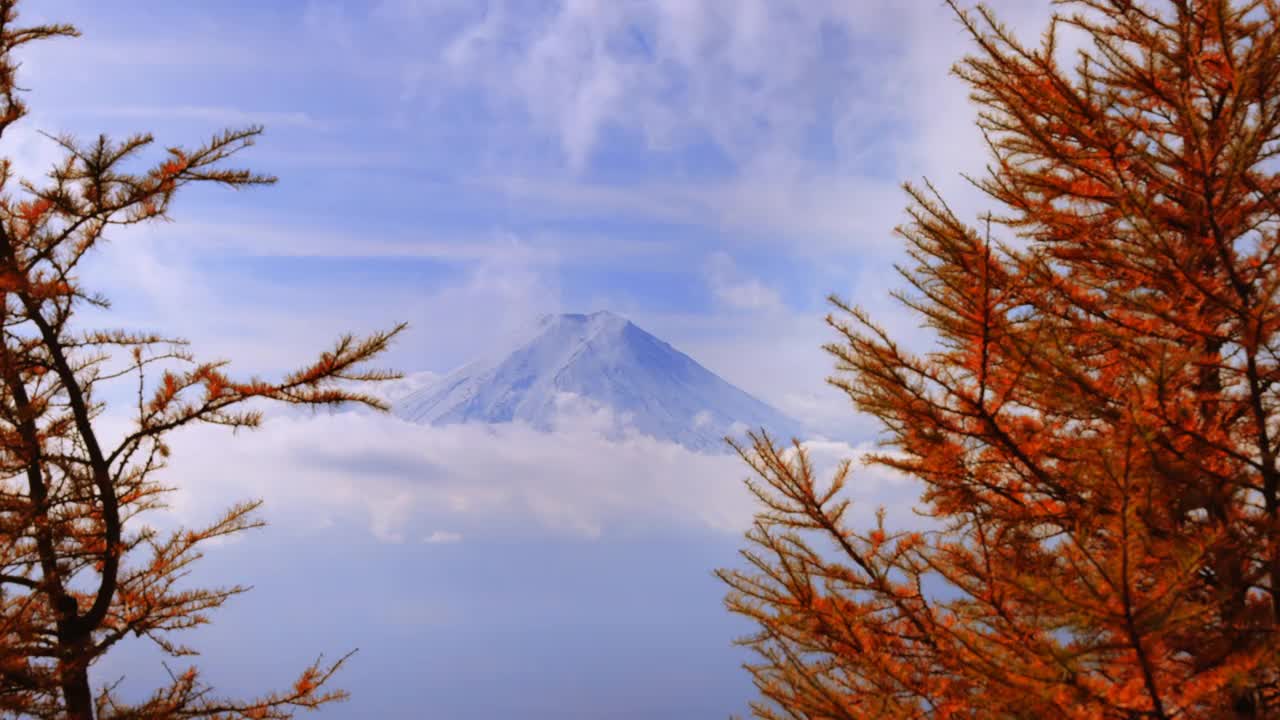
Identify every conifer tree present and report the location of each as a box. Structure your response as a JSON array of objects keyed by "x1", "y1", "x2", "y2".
[
  {"x1": 0, "y1": 3, "x2": 404, "y2": 718},
  {"x1": 720, "y1": 1, "x2": 1280, "y2": 717}
]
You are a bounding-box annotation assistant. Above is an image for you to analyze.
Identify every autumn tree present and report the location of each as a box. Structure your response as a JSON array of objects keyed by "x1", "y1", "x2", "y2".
[
  {"x1": 0, "y1": 3, "x2": 405, "y2": 718},
  {"x1": 719, "y1": 0, "x2": 1280, "y2": 718}
]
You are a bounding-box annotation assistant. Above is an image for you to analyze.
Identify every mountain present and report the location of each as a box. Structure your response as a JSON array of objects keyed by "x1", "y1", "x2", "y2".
[{"x1": 394, "y1": 311, "x2": 806, "y2": 452}]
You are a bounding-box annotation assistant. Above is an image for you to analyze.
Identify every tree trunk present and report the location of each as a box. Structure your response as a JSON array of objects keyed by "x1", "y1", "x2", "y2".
[{"x1": 58, "y1": 642, "x2": 93, "y2": 720}]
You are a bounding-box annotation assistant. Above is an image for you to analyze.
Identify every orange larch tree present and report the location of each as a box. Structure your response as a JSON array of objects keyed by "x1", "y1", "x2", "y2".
[
  {"x1": 0, "y1": 3, "x2": 404, "y2": 718},
  {"x1": 720, "y1": 1, "x2": 1280, "y2": 718}
]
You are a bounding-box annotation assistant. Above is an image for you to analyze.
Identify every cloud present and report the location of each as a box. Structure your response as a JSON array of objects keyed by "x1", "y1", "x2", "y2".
[
  {"x1": 372, "y1": 0, "x2": 1065, "y2": 257},
  {"x1": 705, "y1": 251, "x2": 782, "y2": 311},
  {"x1": 148, "y1": 220, "x2": 563, "y2": 264},
  {"x1": 303, "y1": 1, "x2": 355, "y2": 49},
  {"x1": 391, "y1": 3, "x2": 840, "y2": 165},
  {"x1": 398, "y1": 0, "x2": 871, "y2": 172},
  {"x1": 80, "y1": 106, "x2": 320, "y2": 129},
  {"x1": 72, "y1": 215, "x2": 562, "y2": 382},
  {"x1": 400, "y1": 246, "x2": 564, "y2": 371},
  {"x1": 18, "y1": 0, "x2": 1079, "y2": 552},
  {"x1": 137, "y1": 401, "x2": 919, "y2": 544},
  {"x1": 476, "y1": 171, "x2": 908, "y2": 258},
  {"x1": 637, "y1": 308, "x2": 867, "y2": 441},
  {"x1": 4, "y1": 116, "x2": 81, "y2": 188},
  {"x1": 782, "y1": 437, "x2": 932, "y2": 533},
  {"x1": 366, "y1": 370, "x2": 441, "y2": 405}
]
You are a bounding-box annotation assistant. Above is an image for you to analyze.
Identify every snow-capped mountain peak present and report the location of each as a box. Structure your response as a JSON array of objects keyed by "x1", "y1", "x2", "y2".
[{"x1": 395, "y1": 312, "x2": 805, "y2": 452}]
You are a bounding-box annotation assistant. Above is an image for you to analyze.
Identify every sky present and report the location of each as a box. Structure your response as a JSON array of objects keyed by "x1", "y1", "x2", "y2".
[{"x1": 10, "y1": 1, "x2": 1070, "y2": 717}]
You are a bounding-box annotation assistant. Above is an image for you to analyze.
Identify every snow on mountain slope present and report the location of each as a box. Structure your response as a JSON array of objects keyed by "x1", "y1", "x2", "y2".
[{"x1": 394, "y1": 311, "x2": 806, "y2": 452}]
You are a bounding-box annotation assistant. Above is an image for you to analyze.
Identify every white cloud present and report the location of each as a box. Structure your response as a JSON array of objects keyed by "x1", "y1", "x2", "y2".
[
  {"x1": 705, "y1": 251, "x2": 782, "y2": 311},
  {"x1": 18, "y1": 0, "x2": 1080, "y2": 553},
  {"x1": 477, "y1": 171, "x2": 908, "y2": 258},
  {"x1": 409, "y1": 0, "x2": 854, "y2": 172},
  {"x1": 378, "y1": 0, "x2": 1067, "y2": 259},
  {"x1": 137, "y1": 402, "x2": 920, "y2": 544},
  {"x1": 638, "y1": 308, "x2": 860, "y2": 440},
  {"x1": 81, "y1": 106, "x2": 319, "y2": 129},
  {"x1": 72, "y1": 216, "x2": 561, "y2": 382},
  {"x1": 366, "y1": 370, "x2": 441, "y2": 405},
  {"x1": 160, "y1": 221, "x2": 562, "y2": 264},
  {"x1": 781, "y1": 436, "x2": 929, "y2": 531},
  {"x1": 4, "y1": 117, "x2": 78, "y2": 189},
  {"x1": 303, "y1": 1, "x2": 354, "y2": 49},
  {"x1": 423, "y1": 530, "x2": 463, "y2": 544},
  {"x1": 401, "y1": 248, "x2": 563, "y2": 371}
]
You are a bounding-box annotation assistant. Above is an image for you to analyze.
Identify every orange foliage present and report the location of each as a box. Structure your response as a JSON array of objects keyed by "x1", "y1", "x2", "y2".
[
  {"x1": 721, "y1": 2, "x2": 1280, "y2": 718},
  {"x1": 0, "y1": 1, "x2": 404, "y2": 718}
]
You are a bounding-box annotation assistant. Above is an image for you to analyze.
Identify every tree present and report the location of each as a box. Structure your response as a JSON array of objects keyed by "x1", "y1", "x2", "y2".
[
  {"x1": 719, "y1": 1, "x2": 1280, "y2": 717},
  {"x1": 0, "y1": 3, "x2": 405, "y2": 718}
]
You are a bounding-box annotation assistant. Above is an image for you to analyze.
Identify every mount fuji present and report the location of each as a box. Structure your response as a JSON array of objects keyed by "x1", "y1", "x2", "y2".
[{"x1": 394, "y1": 311, "x2": 806, "y2": 453}]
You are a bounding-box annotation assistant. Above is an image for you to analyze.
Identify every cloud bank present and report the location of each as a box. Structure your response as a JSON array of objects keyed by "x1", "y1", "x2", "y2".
[{"x1": 141, "y1": 401, "x2": 920, "y2": 544}]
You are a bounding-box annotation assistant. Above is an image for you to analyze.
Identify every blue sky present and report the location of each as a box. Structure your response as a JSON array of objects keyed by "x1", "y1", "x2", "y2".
[{"x1": 12, "y1": 1, "x2": 1068, "y2": 717}]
